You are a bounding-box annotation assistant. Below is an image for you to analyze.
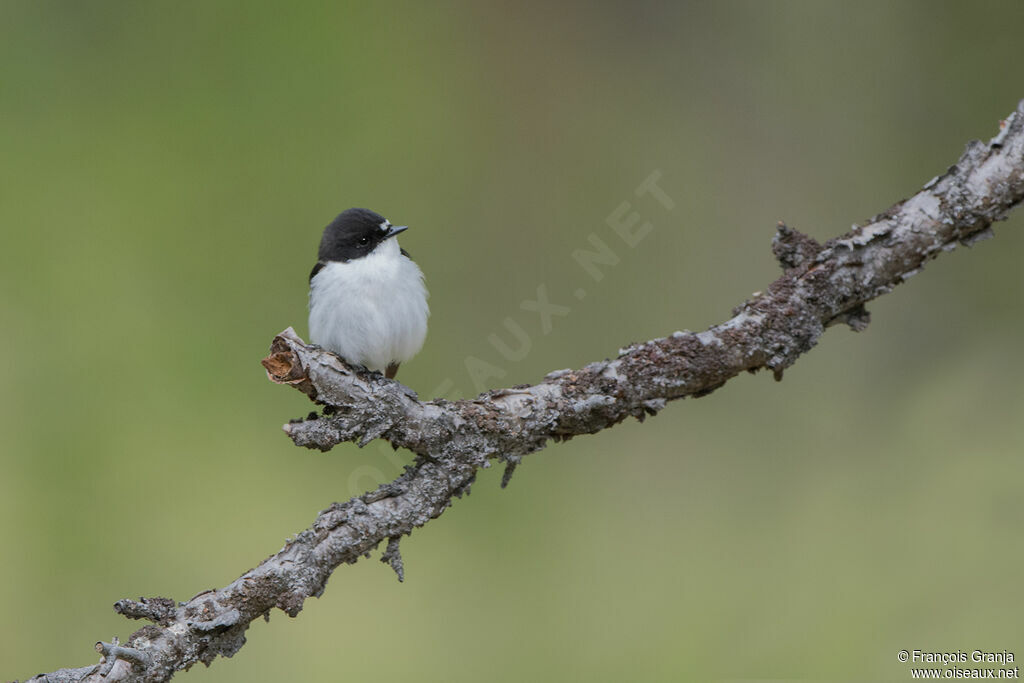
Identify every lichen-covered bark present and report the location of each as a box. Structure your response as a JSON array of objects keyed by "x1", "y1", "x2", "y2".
[{"x1": 22, "y1": 102, "x2": 1024, "y2": 683}]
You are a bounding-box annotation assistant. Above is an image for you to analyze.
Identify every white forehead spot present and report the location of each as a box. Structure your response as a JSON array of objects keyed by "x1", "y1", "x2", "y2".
[{"x1": 379, "y1": 220, "x2": 391, "y2": 231}]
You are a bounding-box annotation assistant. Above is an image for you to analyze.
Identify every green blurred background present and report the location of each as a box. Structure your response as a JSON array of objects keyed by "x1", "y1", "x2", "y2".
[{"x1": 2, "y1": 2, "x2": 1022, "y2": 681}]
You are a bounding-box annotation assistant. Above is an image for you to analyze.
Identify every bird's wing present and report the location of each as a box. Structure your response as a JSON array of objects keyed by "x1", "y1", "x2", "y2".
[{"x1": 309, "y1": 261, "x2": 326, "y2": 282}]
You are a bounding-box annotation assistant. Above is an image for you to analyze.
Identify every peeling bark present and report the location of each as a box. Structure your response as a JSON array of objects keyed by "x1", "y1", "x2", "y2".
[{"x1": 20, "y1": 102, "x2": 1024, "y2": 683}]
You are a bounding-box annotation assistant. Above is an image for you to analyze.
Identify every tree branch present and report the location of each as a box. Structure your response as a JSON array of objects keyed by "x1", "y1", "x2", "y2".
[{"x1": 20, "y1": 101, "x2": 1024, "y2": 683}]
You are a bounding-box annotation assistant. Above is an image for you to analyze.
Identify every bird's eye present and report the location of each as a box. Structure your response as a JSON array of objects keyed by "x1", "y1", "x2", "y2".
[{"x1": 358, "y1": 236, "x2": 370, "y2": 246}]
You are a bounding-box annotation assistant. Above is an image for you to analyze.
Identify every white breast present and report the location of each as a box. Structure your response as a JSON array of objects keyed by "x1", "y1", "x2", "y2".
[{"x1": 308, "y1": 238, "x2": 429, "y2": 372}]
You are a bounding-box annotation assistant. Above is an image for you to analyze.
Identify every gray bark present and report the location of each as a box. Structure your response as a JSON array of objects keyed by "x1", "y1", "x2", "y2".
[{"x1": 21, "y1": 101, "x2": 1024, "y2": 683}]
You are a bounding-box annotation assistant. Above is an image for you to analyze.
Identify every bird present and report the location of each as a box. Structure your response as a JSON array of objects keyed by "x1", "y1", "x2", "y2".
[{"x1": 308, "y1": 208, "x2": 429, "y2": 379}]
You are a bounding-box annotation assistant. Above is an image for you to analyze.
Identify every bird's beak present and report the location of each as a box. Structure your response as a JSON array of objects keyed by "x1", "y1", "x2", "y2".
[{"x1": 385, "y1": 225, "x2": 408, "y2": 239}]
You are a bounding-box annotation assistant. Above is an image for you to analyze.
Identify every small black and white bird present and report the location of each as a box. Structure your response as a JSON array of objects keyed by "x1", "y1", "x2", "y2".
[{"x1": 308, "y1": 208, "x2": 429, "y2": 379}]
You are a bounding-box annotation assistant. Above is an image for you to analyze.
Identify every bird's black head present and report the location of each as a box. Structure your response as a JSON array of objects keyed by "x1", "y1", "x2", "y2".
[{"x1": 317, "y1": 208, "x2": 408, "y2": 263}]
